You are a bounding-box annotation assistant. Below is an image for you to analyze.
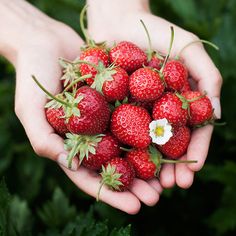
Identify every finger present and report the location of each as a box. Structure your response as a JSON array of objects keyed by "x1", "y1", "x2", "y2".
[
  {"x1": 160, "y1": 164, "x2": 175, "y2": 188},
  {"x1": 129, "y1": 179, "x2": 160, "y2": 206},
  {"x1": 62, "y1": 166, "x2": 141, "y2": 215},
  {"x1": 147, "y1": 178, "x2": 163, "y2": 194},
  {"x1": 175, "y1": 155, "x2": 194, "y2": 189},
  {"x1": 187, "y1": 125, "x2": 213, "y2": 172},
  {"x1": 181, "y1": 44, "x2": 222, "y2": 119}
]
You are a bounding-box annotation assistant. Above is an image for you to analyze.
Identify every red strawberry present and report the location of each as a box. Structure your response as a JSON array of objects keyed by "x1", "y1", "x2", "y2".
[
  {"x1": 111, "y1": 104, "x2": 152, "y2": 148},
  {"x1": 126, "y1": 146, "x2": 196, "y2": 180},
  {"x1": 46, "y1": 107, "x2": 68, "y2": 136},
  {"x1": 82, "y1": 134, "x2": 121, "y2": 170},
  {"x1": 79, "y1": 47, "x2": 109, "y2": 85},
  {"x1": 157, "y1": 126, "x2": 191, "y2": 159},
  {"x1": 129, "y1": 67, "x2": 165, "y2": 102},
  {"x1": 152, "y1": 92, "x2": 188, "y2": 126},
  {"x1": 91, "y1": 66, "x2": 129, "y2": 102},
  {"x1": 146, "y1": 55, "x2": 164, "y2": 70},
  {"x1": 66, "y1": 86, "x2": 110, "y2": 135},
  {"x1": 98, "y1": 157, "x2": 135, "y2": 195},
  {"x1": 181, "y1": 91, "x2": 213, "y2": 125},
  {"x1": 126, "y1": 148, "x2": 157, "y2": 180},
  {"x1": 163, "y1": 60, "x2": 188, "y2": 91},
  {"x1": 180, "y1": 79, "x2": 191, "y2": 92},
  {"x1": 64, "y1": 133, "x2": 120, "y2": 169},
  {"x1": 109, "y1": 41, "x2": 147, "y2": 73}
]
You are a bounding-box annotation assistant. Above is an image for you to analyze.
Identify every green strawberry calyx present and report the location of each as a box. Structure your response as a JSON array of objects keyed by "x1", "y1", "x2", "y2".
[
  {"x1": 97, "y1": 164, "x2": 123, "y2": 201},
  {"x1": 32, "y1": 75, "x2": 85, "y2": 120},
  {"x1": 59, "y1": 57, "x2": 92, "y2": 90},
  {"x1": 64, "y1": 133, "x2": 104, "y2": 168}
]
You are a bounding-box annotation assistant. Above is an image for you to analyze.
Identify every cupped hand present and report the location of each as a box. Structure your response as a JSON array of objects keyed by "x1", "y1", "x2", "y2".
[
  {"x1": 12, "y1": 13, "x2": 161, "y2": 214},
  {"x1": 87, "y1": 4, "x2": 222, "y2": 189}
]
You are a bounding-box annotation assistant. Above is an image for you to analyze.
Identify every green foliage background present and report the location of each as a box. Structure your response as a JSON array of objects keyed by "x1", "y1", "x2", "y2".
[{"x1": 0, "y1": 0, "x2": 236, "y2": 235}]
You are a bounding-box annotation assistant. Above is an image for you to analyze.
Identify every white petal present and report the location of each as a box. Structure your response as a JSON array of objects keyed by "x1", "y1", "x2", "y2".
[
  {"x1": 156, "y1": 118, "x2": 167, "y2": 126},
  {"x1": 149, "y1": 120, "x2": 157, "y2": 130}
]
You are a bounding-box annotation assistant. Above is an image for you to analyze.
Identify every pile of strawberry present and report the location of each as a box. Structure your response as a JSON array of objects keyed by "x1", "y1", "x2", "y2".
[{"x1": 33, "y1": 8, "x2": 216, "y2": 199}]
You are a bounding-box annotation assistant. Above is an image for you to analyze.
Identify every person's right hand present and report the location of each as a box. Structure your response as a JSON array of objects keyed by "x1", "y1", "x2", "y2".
[{"x1": 0, "y1": 0, "x2": 162, "y2": 214}]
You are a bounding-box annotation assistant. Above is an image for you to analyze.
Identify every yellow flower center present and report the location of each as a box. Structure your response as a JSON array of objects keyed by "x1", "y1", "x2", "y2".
[{"x1": 154, "y1": 126, "x2": 164, "y2": 137}]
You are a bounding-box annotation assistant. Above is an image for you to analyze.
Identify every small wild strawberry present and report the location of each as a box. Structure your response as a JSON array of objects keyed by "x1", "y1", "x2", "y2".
[
  {"x1": 109, "y1": 41, "x2": 147, "y2": 73},
  {"x1": 111, "y1": 104, "x2": 152, "y2": 148},
  {"x1": 163, "y1": 60, "x2": 188, "y2": 91},
  {"x1": 152, "y1": 92, "x2": 188, "y2": 126},
  {"x1": 129, "y1": 67, "x2": 165, "y2": 102},
  {"x1": 157, "y1": 126, "x2": 191, "y2": 159},
  {"x1": 97, "y1": 157, "x2": 135, "y2": 200},
  {"x1": 126, "y1": 146, "x2": 196, "y2": 180},
  {"x1": 181, "y1": 91, "x2": 213, "y2": 126}
]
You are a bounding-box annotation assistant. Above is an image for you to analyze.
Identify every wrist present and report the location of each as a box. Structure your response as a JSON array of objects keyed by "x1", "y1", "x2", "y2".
[{"x1": 87, "y1": 0, "x2": 150, "y2": 28}]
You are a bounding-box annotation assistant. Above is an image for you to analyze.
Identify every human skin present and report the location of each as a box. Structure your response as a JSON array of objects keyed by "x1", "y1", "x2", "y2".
[
  {"x1": 87, "y1": 0, "x2": 222, "y2": 189},
  {"x1": 0, "y1": 0, "x2": 162, "y2": 214}
]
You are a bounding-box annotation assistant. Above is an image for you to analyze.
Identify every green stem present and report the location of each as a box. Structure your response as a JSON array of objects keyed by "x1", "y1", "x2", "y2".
[
  {"x1": 80, "y1": 5, "x2": 91, "y2": 45},
  {"x1": 120, "y1": 147, "x2": 132, "y2": 152},
  {"x1": 160, "y1": 159, "x2": 197, "y2": 164},
  {"x1": 140, "y1": 19, "x2": 153, "y2": 61},
  {"x1": 176, "y1": 39, "x2": 219, "y2": 59},
  {"x1": 96, "y1": 179, "x2": 105, "y2": 202},
  {"x1": 67, "y1": 139, "x2": 81, "y2": 169},
  {"x1": 32, "y1": 75, "x2": 69, "y2": 107},
  {"x1": 63, "y1": 74, "x2": 92, "y2": 92},
  {"x1": 160, "y1": 26, "x2": 175, "y2": 74}
]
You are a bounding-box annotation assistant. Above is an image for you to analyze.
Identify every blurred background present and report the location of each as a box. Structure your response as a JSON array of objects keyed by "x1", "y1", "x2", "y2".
[{"x1": 0, "y1": 0, "x2": 236, "y2": 235}]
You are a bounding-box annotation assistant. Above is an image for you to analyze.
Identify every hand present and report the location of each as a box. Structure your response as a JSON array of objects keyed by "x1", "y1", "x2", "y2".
[
  {"x1": 87, "y1": 0, "x2": 222, "y2": 189},
  {"x1": 0, "y1": 0, "x2": 162, "y2": 214}
]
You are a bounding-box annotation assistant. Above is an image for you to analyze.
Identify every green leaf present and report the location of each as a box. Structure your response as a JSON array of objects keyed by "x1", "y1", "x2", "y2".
[
  {"x1": 109, "y1": 225, "x2": 131, "y2": 236},
  {"x1": 37, "y1": 187, "x2": 76, "y2": 228},
  {"x1": 0, "y1": 178, "x2": 11, "y2": 236},
  {"x1": 8, "y1": 196, "x2": 33, "y2": 235}
]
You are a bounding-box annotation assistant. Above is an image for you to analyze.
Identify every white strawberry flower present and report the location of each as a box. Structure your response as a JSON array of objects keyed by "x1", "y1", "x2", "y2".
[{"x1": 149, "y1": 118, "x2": 173, "y2": 145}]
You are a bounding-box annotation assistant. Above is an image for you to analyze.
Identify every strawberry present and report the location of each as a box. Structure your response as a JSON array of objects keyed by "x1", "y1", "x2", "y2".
[
  {"x1": 146, "y1": 55, "x2": 164, "y2": 70},
  {"x1": 109, "y1": 41, "x2": 147, "y2": 73},
  {"x1": 180, "y1": 79, "x2": 191, "y2": 92},
  {"x1": 129, "y1": 67, "x2": 165, "y2": 102},
  {"x1": 126, "y1": 146, "x2": 196, "y2": 180},
  {"x1": 98, "y1": 157, "x2": 135, "y2": 197},
  {"x1": 157, "y1": 126, "x2": 191, "y2": 159},
  {"x1": 66, "y1": 86, "x2": 110, "y2": 135},
  {"x1": 91, "y1": 66, "x2": 129, "y2": 102},
  {"x1": 64, "y1": 133, "x2": 120, "y2": 169},
  {"x1": 152, "y1": 92, "x2": 188, "y2": 126},
  {"x1": 126, "y1": 148, "x2": 157, "y2": 180},
  {"x1": 111, "y1": 104, "x2": 151, "y2": 148},
  {"x1": 79, "y1": 47, "x2": 109, "y2": 85},
  {"x1": 181, "y1": 91, "x2": 213, "y2": 125},
  {"x1": 162, "y1": 60, "x2": 188, "y2": 91},
  {"x1": 45, "y1": 107, "x2": 68, "y2": 136},
  {"x1": 82, "y1": 134, "x2": 121, "y2": 170}
]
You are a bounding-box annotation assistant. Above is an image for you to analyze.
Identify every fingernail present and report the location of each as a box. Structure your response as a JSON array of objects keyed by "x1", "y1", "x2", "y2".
[
  {"x1": 57, "y1": 153, "x2": 78, "y2": 171},
  {"x1": 211, "y1": 97, "x2": 221, "y2": 119}
]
